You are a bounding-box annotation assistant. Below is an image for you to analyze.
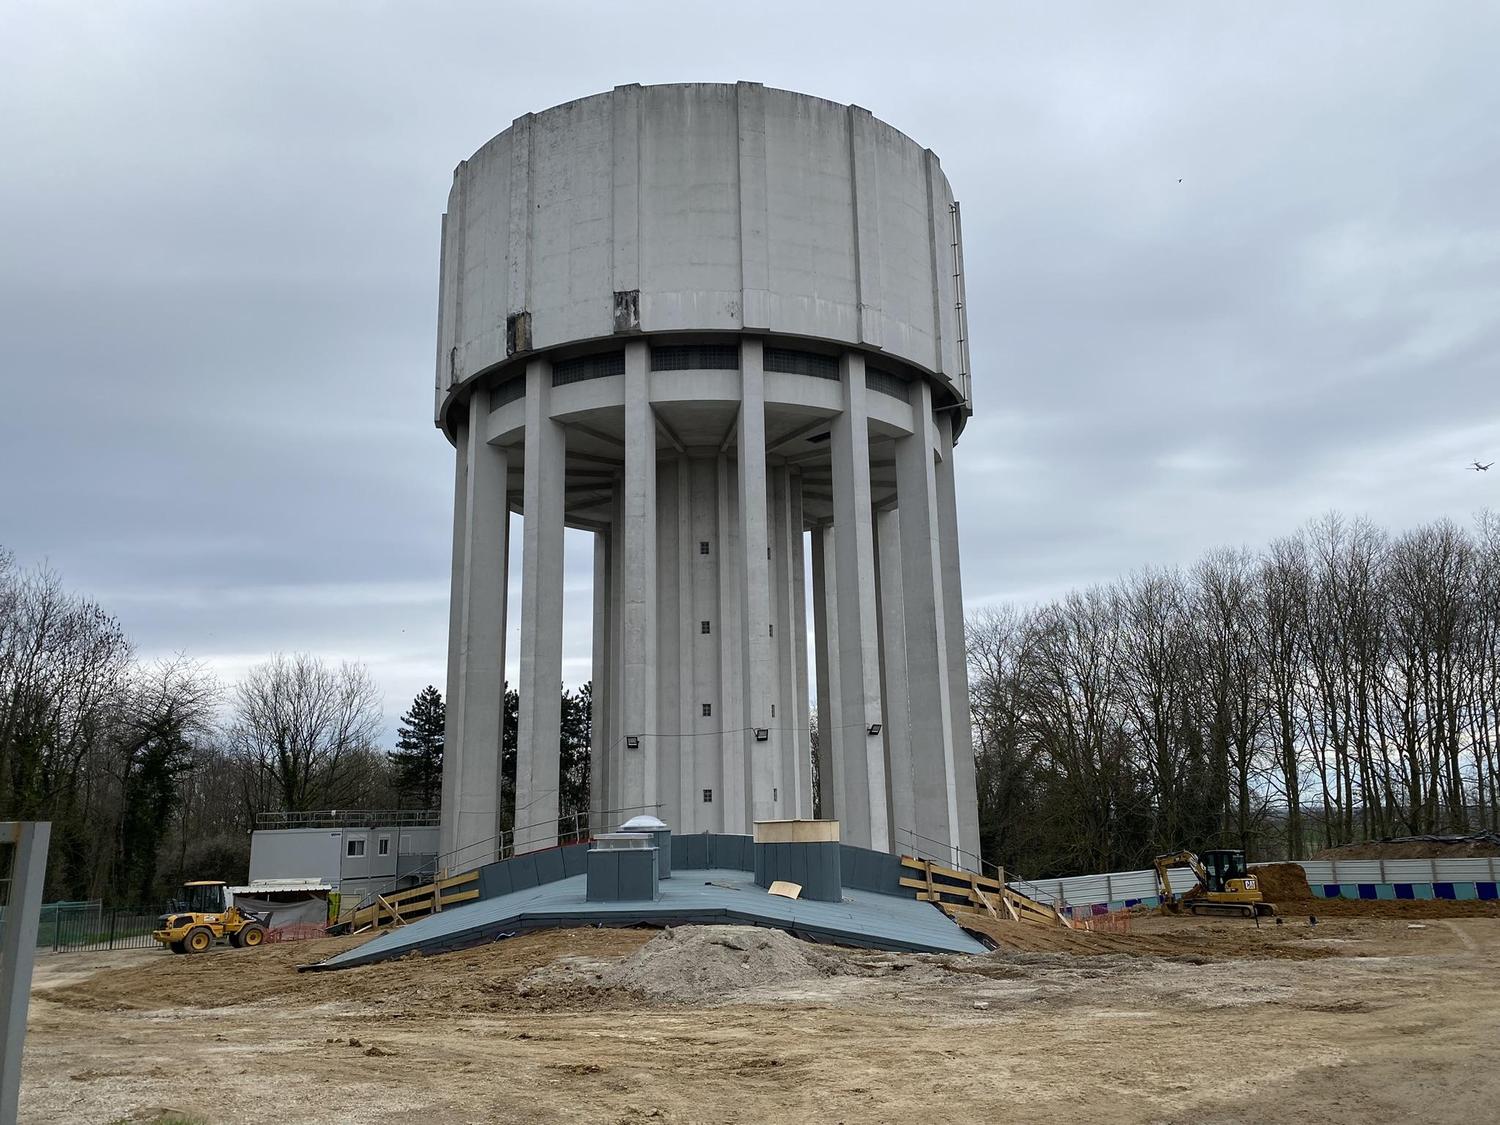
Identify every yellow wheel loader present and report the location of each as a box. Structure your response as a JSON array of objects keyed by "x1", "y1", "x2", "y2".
[
  {"x1": 152, "y1": 880, "x2": 270, "y2": 954},
  {"x1": 1154, "y1": 849, "x2": 1275, "y2": 919}
]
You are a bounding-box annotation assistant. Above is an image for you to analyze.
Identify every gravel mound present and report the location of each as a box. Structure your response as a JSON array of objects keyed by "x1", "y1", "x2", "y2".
[{"x1": 600, "y1": 926, "x2": 844, "y2": 1004}]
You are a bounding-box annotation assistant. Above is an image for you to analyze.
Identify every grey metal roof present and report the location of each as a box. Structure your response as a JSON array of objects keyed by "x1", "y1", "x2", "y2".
[{"x1": 308, "y1": 866, "x2": 985, "y2": 970}]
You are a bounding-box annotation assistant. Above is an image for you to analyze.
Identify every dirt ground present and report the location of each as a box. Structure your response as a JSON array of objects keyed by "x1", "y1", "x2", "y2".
[{"x1": 21, "y1": 911, "x2": 1500, "y2": 1125}]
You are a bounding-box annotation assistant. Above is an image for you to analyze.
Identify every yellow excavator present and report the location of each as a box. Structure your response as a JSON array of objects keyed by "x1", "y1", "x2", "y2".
[
  {"x1": 1154, "y1": 849, "x2": 1275, "y2": 918},
  {"x1": 152, "y1": 880, "x2": 270, "y2": 954}
]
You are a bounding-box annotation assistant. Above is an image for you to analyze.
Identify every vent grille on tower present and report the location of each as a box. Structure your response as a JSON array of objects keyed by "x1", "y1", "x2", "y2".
[
  {"x1": 865, "y1": 366, "x2": 912, "y2": 403},
  {"x1": 764, "y1": 347, "x2": 839, "y2": 382},
  {"x1": 553, "y1": 351, "x2": 626, "y2": 386},
  {"x1": 651, "y1": 344, "x2": 740, "y2": 371},
  {"x1": 488, "y1": 376, "x2": 526, "y2": 410}
]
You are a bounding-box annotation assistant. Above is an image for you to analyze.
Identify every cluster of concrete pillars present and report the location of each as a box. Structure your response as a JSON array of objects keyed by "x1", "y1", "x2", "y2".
[{"x1": 439, "y1": 339, "x2": 979, "y2": 874}]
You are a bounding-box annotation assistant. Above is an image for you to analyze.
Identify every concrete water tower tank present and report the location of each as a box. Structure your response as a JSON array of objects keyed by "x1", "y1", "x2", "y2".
[{"x1": 435, "y1": 83, "x2": 980, "y2": 872}]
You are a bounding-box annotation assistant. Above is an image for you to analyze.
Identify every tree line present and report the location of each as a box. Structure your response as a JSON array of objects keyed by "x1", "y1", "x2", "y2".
[
  {"x1": 8, "y1": 508, "x2": 1498, "y2": 901},
  {"x1": 966, "y1": 512, "x2": 1500, "y2": 880},
  {"x1": 0, "y1": 547, "x2": 590, "y2": 905}
]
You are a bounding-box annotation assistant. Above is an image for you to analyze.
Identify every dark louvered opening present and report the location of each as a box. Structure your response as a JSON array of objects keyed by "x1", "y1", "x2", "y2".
[
  {"x1": 865, "y1": 366, "x2": 912, "y2": 403},
  {"x1": 552, "y1": 351, "x2": 625, "y2": 386},
  {"x1": 651, "y1": 344, "x2": 739, "y2": 371},
  {"x1": 763, "y1": 347, "x2": 839, "y2": 381},
  {"x1": 488, "y1": 376, "x2": 527, "y2": 410}
]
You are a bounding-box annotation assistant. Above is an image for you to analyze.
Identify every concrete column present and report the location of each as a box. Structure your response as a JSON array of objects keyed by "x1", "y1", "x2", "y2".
[
  {"x1": 770, "y1": 465, "x2": 803, "y2": 818},
  {"x1": 620, "y1": 340, "x2": 657, "y2": 818},
  {"x1": 515, "y1": 360, "x2": 565, "y2": 853},
  {"x1": 716, "y1": 454, "x2": 746, "y2": 831},
  {"x1": 896, "y1": 381, "x2": 960, "y2": 863},
  {"x1": 790, "y1": 484, "x2": 812, "y2": 819},
  {"x1": 675, "y1": 455, "x2": 696, "y2": 830},
  {"x1": 439, "y1": 413, "x2": 470, "y2": 865},
  {"x1": 810, "y1": 522, "x2": 839, "y2": 821},
  {"x1": 607, "y1": 481, "x2": 625, "y2": 825},
  {"x1": 441, "y1": 389, "x2": 510, "y2": 871},
  {"x1": 936, "y1": 412, "x2": 981, "y2": 862},
  {"x1": 690, "y1": 456, "x2": 723, "y2": 830},
  {"x1": 830, "y1": 352, "x2": 889, "y2": 850},
  {"x1": 874, "y1": 504, "x2": 915, "y2": 852},
  {"x1": 590, "y1": 528, "x2": 611, "y2": 832},
  {"x1": 738, "y1": 339, "x2": 776, "y2": 823},
  {"x1": 655, "y1": 455, "x2": 681, "y2": 828}
]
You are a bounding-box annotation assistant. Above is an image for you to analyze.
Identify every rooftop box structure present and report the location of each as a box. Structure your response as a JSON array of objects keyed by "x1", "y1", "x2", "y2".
[
  {"x1": 620, "y1": 815, "x2": 673, "y2": 878},
  {"x1": 586, "y1": 834, "x2": 660, "y2": 902},
  {"x1": 754, "y1": 820, "x2": 842, "y2": 902}
]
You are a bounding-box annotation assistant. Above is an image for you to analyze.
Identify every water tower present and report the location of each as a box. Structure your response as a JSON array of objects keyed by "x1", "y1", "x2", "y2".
[{"x1": 435, "y1": 83, "x2": 979, "y2": 870}]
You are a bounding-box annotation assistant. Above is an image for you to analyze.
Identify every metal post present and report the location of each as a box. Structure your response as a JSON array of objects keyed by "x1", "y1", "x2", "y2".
[{"x1": 2, "y1": 821, "x2": 51, "y2": 1125}]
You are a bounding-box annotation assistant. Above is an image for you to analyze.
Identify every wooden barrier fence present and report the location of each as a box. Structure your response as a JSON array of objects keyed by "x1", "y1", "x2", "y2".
[
  {"x1": 345, "y1": 870, "x2": 481, "y2": 932},
  {"x1": 898, "y1": 856, "x2": 1067, "y2": 930}
]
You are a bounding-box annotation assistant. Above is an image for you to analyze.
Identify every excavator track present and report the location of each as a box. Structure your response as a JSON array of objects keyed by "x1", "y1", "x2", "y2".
[
  {"x1": 1187, "y1": 901, "x2": 1276, "y2": 919},
  {"x1": 1187, "y1": 902, "x2": 1254, "y2": 919}
]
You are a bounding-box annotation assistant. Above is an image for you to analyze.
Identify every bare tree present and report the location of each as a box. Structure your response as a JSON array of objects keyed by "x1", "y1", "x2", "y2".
[
  {"x1": 1191, "y1": 548, "x2": 1268, "y2": 853},
  {"x1": 227, "y1": 653, "x2": 384, "y2": 813},
  {"x1": 1257, "y1": 535, "x2": 1312, "y2": 857}
]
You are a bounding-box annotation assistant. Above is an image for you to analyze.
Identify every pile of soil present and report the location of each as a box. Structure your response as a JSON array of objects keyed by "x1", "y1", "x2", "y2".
[
  {"x1": 1313, "y1": 834, "x2": 1500, "y2": 860},
  {"x1": 1265, "y1": 896, "x2": 1500, "y2": 919},
  {"x1": 598, "y1": 926, "x2": 846, "y2": 1003},
  {"x1": 1253, "y1": 862, "x2": 1315, "y2": 901},
  {"x1": 1252, "y1": 860, "x2": 1500, "y2": 919}
]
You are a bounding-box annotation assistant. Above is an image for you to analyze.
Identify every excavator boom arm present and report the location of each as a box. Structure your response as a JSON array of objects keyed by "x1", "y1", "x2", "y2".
[{"x1": 1153, "y1": 850, "x2": 1209, "y2": 900}]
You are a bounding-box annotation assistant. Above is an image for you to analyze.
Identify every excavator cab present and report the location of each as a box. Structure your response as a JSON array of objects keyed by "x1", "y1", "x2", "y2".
[{"x1": 1198, "y1": 849, "x2": 1249, "y2": 894}]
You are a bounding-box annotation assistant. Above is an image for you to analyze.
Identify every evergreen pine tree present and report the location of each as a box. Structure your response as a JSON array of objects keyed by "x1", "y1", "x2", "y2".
[
  {"x1": 559, "y1": 681, "x2": 593, "y2": 826},
  {"x1": 391, "y1": 685, "x2": 445, "y2": 810}
]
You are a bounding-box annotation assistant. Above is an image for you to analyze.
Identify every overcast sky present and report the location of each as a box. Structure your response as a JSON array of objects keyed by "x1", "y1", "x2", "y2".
[{"x1": 3, "y1": 2, "x2": 1497, "y2": 738}]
